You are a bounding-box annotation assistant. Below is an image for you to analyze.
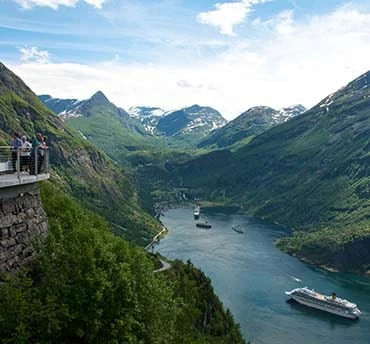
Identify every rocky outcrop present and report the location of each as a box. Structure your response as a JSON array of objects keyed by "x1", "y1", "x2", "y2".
[{"x1": 0, "y1": 184, "x2": 48, "y2": 273}]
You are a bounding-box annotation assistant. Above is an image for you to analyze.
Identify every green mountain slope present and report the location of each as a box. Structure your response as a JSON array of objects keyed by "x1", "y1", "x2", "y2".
[
  {"x1": 164, "y1": 71, "x2": 370, "y2": 273},
  {"x1": 58, "y1": 91, "x2": 157, "y2": 165},
  {"x1": 230, "y1": 71, "x2": 370, "y2": 229},
  {"x1": 198, "y1": 106, "x2": 278, "y2": 149},
  {"x1": 198, "y1": 105, "x2": 305, "y2": 150},
  {"x1": 0, "y1": 62, "x2": 161, "y2": 245}
]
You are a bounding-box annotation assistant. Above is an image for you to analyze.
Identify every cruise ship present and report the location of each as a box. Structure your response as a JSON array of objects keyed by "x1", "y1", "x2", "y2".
[{"x1": 285, "y1": 287, "x2": 361, "y2": 319}]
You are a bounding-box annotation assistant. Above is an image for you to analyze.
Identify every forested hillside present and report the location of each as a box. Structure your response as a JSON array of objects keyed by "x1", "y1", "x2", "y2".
[{"x1": 0, "y1": 182, "x2": 246, "y2": 344}]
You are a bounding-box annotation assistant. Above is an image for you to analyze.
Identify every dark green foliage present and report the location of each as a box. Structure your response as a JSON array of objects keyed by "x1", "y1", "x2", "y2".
[
  {"x1": 164, "y1": 260, "x2": 246, "y2": 344},
  {"x1": 0, "y1": 184, "x2": 246, "y2": 344},
  {"x1": 276, "y1": 226, "x2": 370, "y2": 274},
  {"x1": 0, "y1": 183, "x2": 177, "y2": 343}
]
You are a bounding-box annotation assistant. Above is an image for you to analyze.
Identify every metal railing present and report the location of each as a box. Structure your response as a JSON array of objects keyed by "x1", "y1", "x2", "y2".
[{"x1": 0, "y1": 146, "x2": 49, "y2": 179}]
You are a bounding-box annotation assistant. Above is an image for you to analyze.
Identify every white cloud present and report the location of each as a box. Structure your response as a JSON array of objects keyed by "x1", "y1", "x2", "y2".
[
  {"x1": 15, "y1": 0, "x2": 105, "y2": 10},
  {"x1": 82, "y1": 0, "x2": 104, "y2": 9},
  {"x1": 197, "y1": 0, "x2": 270, "y2": 36},
  {"x1": 177, "y1": 80, "x2": 209, "y2": 89},
  {"x1": 7, "y1": 4, "x2": 370, "y2": 120},
  {"x1": 272, "y1": 10, "x2": 295, "y2": 34},
  {"x1": 19, "y1": 46, "x2": 51, "y2": 63}
]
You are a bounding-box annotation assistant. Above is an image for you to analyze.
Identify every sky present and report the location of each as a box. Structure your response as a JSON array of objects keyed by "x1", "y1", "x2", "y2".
[{"x1": 1, "y1": 0, "x2": 370, "y2": 120}]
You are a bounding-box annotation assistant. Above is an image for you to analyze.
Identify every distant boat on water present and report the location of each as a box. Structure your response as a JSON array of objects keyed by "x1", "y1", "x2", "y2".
[
  {"x1": 196, "y1": 221, "x2": 211, "y2": 229},
  {"x1": 194, "y1": 205, "x2": 200, "y2": 219},
  {"x1": 232, "y1": 224, "x2": 244, "y2": 234}
]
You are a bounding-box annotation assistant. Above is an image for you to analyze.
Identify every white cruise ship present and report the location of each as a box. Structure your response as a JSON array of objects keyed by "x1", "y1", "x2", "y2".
[{"x1": 285, "y1": 287, "x2": 361, "y2": 319}]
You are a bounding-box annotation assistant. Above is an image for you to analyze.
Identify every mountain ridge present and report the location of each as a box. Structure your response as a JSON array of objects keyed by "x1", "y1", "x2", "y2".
[
  {"x1": 198, "y1": 104, "x2": 306, "y2": 149},
  {"x1": 40, "y1": 93, "x2": 305, "y2": 151},
  {"x1": 155, "y1": 104, "x2": 227, "y2": 140},
  {"x1": 40, "y1": 94, "x2": 228, "y2": 149}
]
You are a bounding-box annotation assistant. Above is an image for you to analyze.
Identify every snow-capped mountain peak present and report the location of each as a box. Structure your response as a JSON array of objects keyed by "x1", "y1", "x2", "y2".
[
  {"x1": 277, "y1": 104, "x2": 307, "y2": 122},
  {"x1": 128, "y1": 106, "x2": 166, "y2": 118},
  {"x1": 127, "y1": 106, "x2": 167, "y2": 134},
  {"x1": 127, "y1": 104, "x2": 227, "y2": 137}
]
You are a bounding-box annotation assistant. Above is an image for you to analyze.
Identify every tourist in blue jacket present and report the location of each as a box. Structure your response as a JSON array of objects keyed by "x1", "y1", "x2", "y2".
[{"x1": 11, "y1": 132, "x2": 22, "y2": 172}]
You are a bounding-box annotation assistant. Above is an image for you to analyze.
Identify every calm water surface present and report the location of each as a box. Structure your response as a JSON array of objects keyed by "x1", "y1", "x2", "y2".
[{"x1": 156, "y1": 207, "x2": 370, "y2": 344}]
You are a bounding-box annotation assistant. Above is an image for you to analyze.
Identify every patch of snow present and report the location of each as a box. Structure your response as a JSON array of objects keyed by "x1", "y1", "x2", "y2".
[
  {"x1": 78, "y1": 130, "x2": 87, "y2": 140},
  {"x1": 320, "y1": 93, "x2": 334, "y2": 108},
  {"x1": 59, "y1": 111, "x2": 83, "y2": 120}
]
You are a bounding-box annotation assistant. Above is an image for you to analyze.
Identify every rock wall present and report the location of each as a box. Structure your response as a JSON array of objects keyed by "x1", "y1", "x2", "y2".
[{"x1": 0, "y1": 183, "x2": 48, "y2": 273}]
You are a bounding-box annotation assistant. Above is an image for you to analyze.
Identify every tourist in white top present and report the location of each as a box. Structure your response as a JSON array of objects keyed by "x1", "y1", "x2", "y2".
[{"x1": 20, "y1": 135, "x2": 31, "y2": 172}]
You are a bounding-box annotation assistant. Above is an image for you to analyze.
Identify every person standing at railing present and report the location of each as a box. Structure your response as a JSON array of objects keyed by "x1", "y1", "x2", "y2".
[
  {"x1": 30, "y1": 132, "x2": 42, "y2": 175},
  {"x1": 39, "y1": 135, "x2": 48, "y2": 173},
  {"x1": 11, "y1": 132, "x2": 22, "y2": 172},
  {"x1": 20, "y1": 135, "x2": 31, "y2": 172}
]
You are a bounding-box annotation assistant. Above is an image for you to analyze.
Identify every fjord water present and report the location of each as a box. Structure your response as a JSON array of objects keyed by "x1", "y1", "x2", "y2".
[{"x1": 156, "y1": 207, "x2": 370, "y2": 344}]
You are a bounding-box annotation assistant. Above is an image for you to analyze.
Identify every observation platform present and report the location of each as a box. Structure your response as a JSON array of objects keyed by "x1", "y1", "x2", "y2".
[
  {"x1": 0, "y1": 146, "x2": 50, "y2": 190},
  {"x1": 0, "y1": 172, "x2": 50, "y2": 188}
]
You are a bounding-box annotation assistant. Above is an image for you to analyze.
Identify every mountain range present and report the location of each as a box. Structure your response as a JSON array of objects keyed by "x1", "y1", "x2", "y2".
[
  {"x1": 39, "y1": 94, "x2": 304, "y2": 150},
  {"x1": 39, "y1": 94, "x2": 227, "y2": 144},
  {"x1": 127, "y1": 104, "x2": 228, "y2": 142}
]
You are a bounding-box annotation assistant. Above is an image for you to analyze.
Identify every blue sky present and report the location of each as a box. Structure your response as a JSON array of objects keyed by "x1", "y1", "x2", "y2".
[{"x1": 2, "y1": 0, "x2": 370, "y2": 119}]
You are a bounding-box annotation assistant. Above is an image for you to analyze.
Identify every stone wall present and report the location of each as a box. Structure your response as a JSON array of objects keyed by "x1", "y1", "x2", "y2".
[{"x1": 0, "y1": 183, "x2": 48, "y2": 273}]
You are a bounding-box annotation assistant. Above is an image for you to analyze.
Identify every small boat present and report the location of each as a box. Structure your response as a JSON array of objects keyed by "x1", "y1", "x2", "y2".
[
  {"x1": 232, "y1": 224, "x2": 244, "y2": 234},
  {"x1": 196, "y1": 221, "x2": 211, "y2": 229},
  {"x1": 194, "y1": 205, "x2": 200, "y2": 219},
  {"x1": 285, "y1": 287, "x2": 361, "y2": 319}
]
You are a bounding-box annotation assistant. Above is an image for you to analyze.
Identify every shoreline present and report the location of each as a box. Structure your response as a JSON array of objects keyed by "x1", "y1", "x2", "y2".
[
  {"x1": 287, "y1": 251, "x2": 370, "y2": 276},
  {"x1": 145, "y1": 224, "x2": 168, "y2": 251},
  {"x1": 287, "y1": 253, "x2": 340, "y2": 273}
]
